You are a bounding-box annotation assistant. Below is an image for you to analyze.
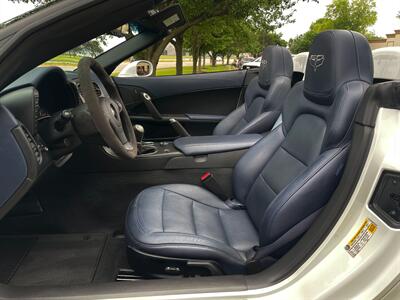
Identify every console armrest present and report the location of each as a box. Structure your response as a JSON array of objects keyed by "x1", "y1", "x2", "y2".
[{"x1": 174, "y1": 134, "x2": 262, "y2": 156}]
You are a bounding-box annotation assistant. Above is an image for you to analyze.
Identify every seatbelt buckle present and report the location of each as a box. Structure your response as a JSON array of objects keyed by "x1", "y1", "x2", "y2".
[{"x1": 200, "y1": 172, "x2": 227, "y2": 200}]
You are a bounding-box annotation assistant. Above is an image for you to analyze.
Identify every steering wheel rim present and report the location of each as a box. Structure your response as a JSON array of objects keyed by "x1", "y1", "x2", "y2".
[{"x1": 77, "y1": 57, "x2": 137, "y2": 160}]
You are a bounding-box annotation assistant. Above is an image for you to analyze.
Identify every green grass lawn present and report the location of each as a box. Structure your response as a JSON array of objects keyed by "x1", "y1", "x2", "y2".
[
  {"x1": 156, "y1": 65, "x2": 236, "y2": 76},
  {"x1": 159, "y1": 55, "x2": 192, "y2": 62},
  {"x1": 41, "y1": 53, "x2": 236, "y2": 77},
  {"x1": 43, "y1": 54, "x2": 81, "y2": 66}
]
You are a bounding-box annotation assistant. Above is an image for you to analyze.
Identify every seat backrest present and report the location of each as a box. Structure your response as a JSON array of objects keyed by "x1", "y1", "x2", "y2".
[
  {"x1": 213, "y1": 46, "x2": 293, "y2": 135},
  {"x1": 233, "y1": 30, "x2": 373, "y2": 247}
]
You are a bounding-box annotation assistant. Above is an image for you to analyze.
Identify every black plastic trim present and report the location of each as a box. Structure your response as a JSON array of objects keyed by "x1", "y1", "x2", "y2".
[{"x1": 369, "y1": 171, "x2": 400, "y2": 229}]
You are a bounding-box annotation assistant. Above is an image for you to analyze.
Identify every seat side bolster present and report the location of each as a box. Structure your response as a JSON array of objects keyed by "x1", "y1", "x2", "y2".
[
  {"x1": 213, "y1": 104, "x2": 246, "y2": 136},
  {"x1": 235, "y1": 111, "x2": 281, "y2": 135},
  {"x1": 260, "y1": 145, "x2": 350, "y2": 245}
]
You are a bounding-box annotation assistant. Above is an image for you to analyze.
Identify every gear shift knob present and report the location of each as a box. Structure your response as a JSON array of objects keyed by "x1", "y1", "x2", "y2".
[{"x1": 134, "y1": 124, "x2": 144, "y2": 144}]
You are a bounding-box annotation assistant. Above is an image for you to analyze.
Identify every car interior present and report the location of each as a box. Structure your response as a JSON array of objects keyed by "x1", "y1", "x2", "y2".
[{"x1": 0, "y1": 0, "x2": 398, "y2": 296}]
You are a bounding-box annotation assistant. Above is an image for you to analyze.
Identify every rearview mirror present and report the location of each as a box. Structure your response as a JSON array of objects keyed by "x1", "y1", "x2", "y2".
[{"x1": 118, "y1": 60, "x2": 154, "y2": 77}]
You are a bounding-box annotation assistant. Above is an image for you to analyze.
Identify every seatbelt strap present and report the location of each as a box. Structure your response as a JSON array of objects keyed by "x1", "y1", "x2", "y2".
[{"x1": 246, "y1": 208, "x2": 323, "y2": 274}]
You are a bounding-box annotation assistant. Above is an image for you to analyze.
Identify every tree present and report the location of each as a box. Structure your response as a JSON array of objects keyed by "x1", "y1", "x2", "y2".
[
  {"x1": 183, "y1": 15, "x2": 289, "y2": 74},
  {"x1": 289, "y1": 18, "x2": 334, "y2": 53},
  {"x1": 140, "y1": 0, "x2": 299, "y2": 71},
  {"x1": 66, "y1": 36, "x2": 108, "y2": 58},
  {"x1": 289, "y1": 0, "x2": 377, "y2": 54},
  {"x1": 8, "y1": 0, "x2": 298, "y2": 72},
  {"x1": 325, "y1": 0, "x2": 377, "y2": 33}
]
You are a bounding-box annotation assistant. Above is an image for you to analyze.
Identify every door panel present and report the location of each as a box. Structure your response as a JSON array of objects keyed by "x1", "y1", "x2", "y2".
[{"x1": 115, "y1": 70, "x2": 249, "y2": 139}]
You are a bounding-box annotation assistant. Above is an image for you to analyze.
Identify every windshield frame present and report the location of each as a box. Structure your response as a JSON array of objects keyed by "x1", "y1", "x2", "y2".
[{"x1": 1, "y1": 0, "x2": 62, "y2": 29}]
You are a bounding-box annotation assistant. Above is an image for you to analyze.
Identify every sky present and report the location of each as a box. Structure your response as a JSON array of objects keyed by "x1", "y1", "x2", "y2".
[
  {"x1": 277, "y1": 0, "x2": 400, "y2": 40},
  {"x1": 1, "y1": 0, "x2": 400, "y2": 41}
]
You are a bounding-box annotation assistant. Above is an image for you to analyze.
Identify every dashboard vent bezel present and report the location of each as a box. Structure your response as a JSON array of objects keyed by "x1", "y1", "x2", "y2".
[
  {"x1": 76, "y1": 81, "x2": 103, "y2": 99},
  {"x1": 20, "y1": 125, "x2": 43, "y2": 165}
]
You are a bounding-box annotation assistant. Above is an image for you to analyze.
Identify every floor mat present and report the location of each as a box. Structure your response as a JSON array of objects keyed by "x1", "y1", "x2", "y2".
[{"x1": 0, "y1": 234, "x2": 127, "y2": 286}]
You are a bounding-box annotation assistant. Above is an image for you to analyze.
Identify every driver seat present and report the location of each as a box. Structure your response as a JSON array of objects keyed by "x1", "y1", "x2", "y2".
[
  {"x1": 213, "y1": 45, "x2": 293, "y2": 135},
  {"x1": 125, "y1": 30, "x2": 373, "y2": 276}
]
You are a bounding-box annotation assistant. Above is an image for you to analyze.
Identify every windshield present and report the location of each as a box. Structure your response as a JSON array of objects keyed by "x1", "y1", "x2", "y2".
[
  {"x1": 42, "y1": 23, "x2": 142, "y2": 72},
  {"x1": 1, "y1": 0, "x2": 62, "y2": 28},
  {"x1": 1, "y1": 1, "x2": 142, "y2": 72},
  {"x1": 43, "y1": 34, "x2": 127, "y2": 71}
]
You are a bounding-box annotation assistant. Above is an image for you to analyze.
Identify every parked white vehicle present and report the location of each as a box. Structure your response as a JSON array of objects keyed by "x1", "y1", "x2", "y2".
[
  {"x1": 242, "y1": 56, "x2": 262, "y2": 69},
  {"x1": 372, "y1": 47, "x2": 400, "y2": 80}
]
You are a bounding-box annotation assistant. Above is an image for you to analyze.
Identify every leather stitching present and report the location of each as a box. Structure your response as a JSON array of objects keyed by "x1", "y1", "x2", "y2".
[
  {"x1": 218, "y1": 210, "x2": 231, "y2": 246},
  {"x1": 133, "y1": 192, "x2": 149, "y2": 234},
  {"x1": 260, "y1": 174, "x2": 278, "y2": 195},
  {"x1": 162, "y1": 187, "x2": 228, "y2": 210},
  {"x1": 280, "y1": 145, "x2": 308, "y2": 167},
  {"x1": 244, "y1": 137, "x2": 283, "y2": 203},
  {"x1": 191, "y1": 200, "x2": 197, "y2": 235},
  {"x1": 126, "y1": 186, "x2": 257, "y2": 263},
  {"x1": 161, "y1": 189, "x2": 165, "y2": 233}
]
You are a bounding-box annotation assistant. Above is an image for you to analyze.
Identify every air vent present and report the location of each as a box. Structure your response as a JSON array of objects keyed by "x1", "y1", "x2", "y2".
[
  {"x1": 21, "y1": 125, "x2": 42, "y2": 165},
  {"x1": 33, "y1": 88, "x2": 40, "y2": 134}
]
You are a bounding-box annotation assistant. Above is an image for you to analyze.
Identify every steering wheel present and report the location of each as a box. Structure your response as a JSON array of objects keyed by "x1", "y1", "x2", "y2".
[{"x1": 77, "y1": 57, "x2": 137, "y2": 159}]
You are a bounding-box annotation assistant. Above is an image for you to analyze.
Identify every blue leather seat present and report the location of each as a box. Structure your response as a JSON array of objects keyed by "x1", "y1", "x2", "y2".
[
  {"x1": 125, "y1": 30, "x2": 373, "y2": 275},
  {"x1": 213, "y1": 46, "x2": 293, "y2": 135}
]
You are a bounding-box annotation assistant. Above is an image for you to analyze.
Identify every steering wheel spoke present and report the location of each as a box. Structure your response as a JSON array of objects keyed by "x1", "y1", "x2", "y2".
[
  {"x1": 109, "y1": 118, "x2": 128, "y2": 144},
  {"x1": 78, "y1": 57, "x2": 137, "y2": 159}
]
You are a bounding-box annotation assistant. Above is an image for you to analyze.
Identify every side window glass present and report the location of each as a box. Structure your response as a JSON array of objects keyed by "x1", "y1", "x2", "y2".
[{"x1": 114, "y1": 42, "x2": 242, "y2": 78}]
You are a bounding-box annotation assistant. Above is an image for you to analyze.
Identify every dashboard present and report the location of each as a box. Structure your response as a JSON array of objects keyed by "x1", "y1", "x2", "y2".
[
  {"x1": 0, "y1": 67, "x2": 87, "y2": 218},
  {"x1": 0, "y1": 67, "x2": 80, "y2": 136},
  {"x1": 0, "y1": 65, "x2": 113, "y2": 220}
]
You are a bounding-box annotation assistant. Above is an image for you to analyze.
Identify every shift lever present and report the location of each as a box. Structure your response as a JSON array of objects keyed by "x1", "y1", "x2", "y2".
[{"x1": 134, "y1": 124, "x2": 145, "y2": 144}]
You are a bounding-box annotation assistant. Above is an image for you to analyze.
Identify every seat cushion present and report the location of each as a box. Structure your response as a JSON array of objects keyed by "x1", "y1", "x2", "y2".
[{"x1": 125, "y1": 184, "x2": 259, "y2": 274}]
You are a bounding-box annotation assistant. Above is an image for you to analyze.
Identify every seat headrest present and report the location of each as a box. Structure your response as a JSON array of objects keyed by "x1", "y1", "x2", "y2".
[
  {"x1": 304, "y1": 30, "x2": 373, "y2": 105},
  {"x1": 259, "y1": 45, "x2": 293, "y2": 88}
]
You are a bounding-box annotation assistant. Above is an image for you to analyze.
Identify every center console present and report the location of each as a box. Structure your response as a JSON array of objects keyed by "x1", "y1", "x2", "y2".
[
  {"x1": 126, "y1": 133, "x2": 262, "y2": 171},
  {"x1": 68, "y1": 128, "x2": 262, "y2": 175}
]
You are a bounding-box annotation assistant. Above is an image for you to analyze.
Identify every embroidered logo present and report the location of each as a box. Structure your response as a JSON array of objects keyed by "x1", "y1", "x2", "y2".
[{"x1": 309, "y1": 54, "x2": 325, "y2": 72}]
